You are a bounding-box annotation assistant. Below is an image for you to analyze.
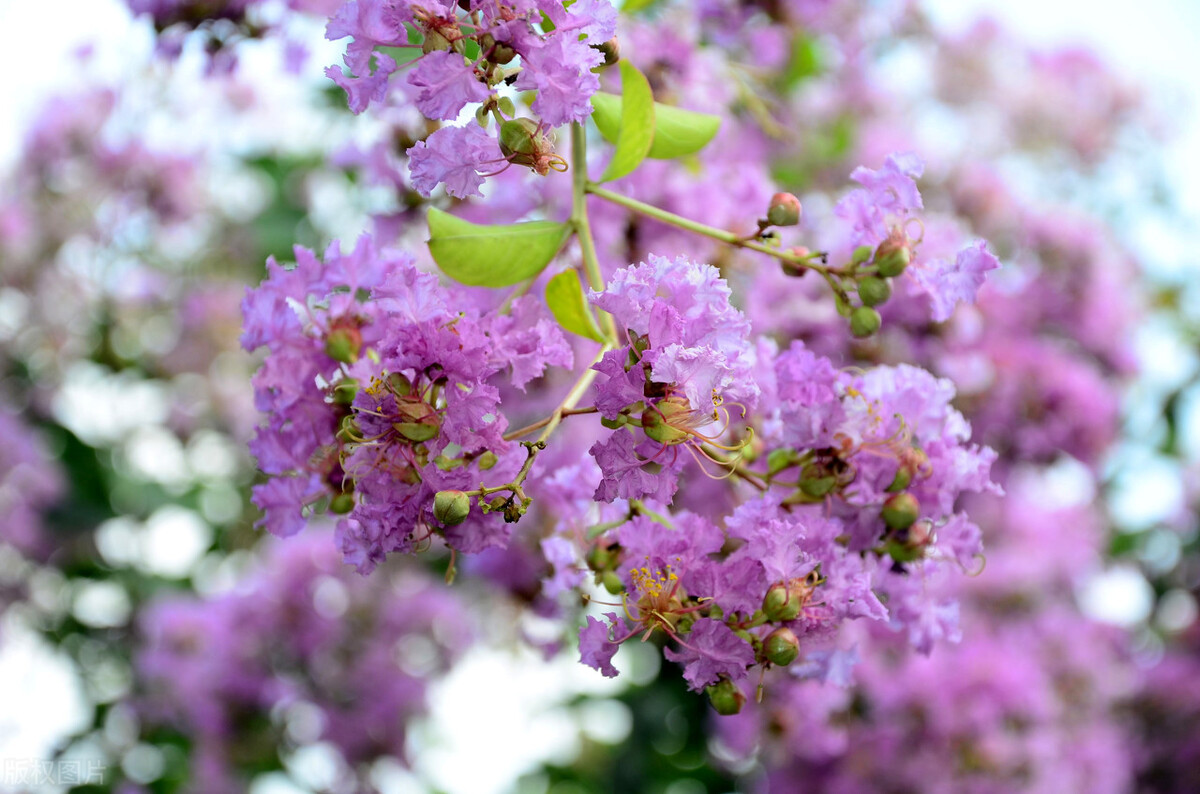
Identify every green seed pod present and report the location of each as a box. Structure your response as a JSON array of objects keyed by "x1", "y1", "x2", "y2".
[
  {"x1": 762, "y1": 581, "x2": 802, "y2": 622},
  {"x1": 850, "y1": 306, "x2": 882, "y2": 338},
  {"x1": 857, "y1": 276, "x2": 892, "y2": 307},
  {"x1": 642, "y1": 397, "x2": 693, "y2": 446},
  {"x1": 766, "y1": 192, "x2": 802, "y2": 227},
  {"x1": 324, "y1": 327, "x2": 362, "y2": 364},
  {"x1": 764, "y1": 627, "x2": 800, "y2": 666},
  {"x1": 394, "y1": 421, "x2": 439, "y2": 442},
  {"x1": 706, "y1": 679, "x2": 746, "y2": 716},
  {"x1": 433, "y1": 490, "x2": 471, "y2": 526},
  {"x1": 875, "y1": 239, "x2": 912, "y2": 277},
  {"x1": 329, "y1": 491, "x2": 355, "y2": 514},
  {"x1": 881, "y1": 493, "x2": 920, "y2": 531}
]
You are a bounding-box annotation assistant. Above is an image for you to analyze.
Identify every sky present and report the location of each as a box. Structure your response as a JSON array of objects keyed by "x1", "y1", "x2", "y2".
[{"x1": 0, "y1": 0, "x2": 1198, "y2": 792}]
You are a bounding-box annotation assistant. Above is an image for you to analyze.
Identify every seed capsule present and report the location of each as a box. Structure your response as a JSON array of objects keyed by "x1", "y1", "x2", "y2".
[
  {"x1": 850, "y1": 306, "x2": 881, "y2": 338},
  {"x1": 764, "y1": 627, "x2": 800, "y2": 666},
  {"x1": 433, "y1": 490, "x2": 471, "y2": 526},
  {"x1": 881, "y1": 493, "x2": 920, "y2": 531},
  {"x1": 857, "y1": 276, "x2": 891, "y2": 307},
  {"x1": 706, "y1": 679, "x2": 746, "y2": 716}
]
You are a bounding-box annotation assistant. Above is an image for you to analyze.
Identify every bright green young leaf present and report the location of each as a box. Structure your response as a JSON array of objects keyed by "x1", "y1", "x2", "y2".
[
  {"x1": 427, "y1": 208, "x2": 571, "y2": 287},
  {"x1": 590, "y1": 92, "x2": 722, "y2": 161},
  {"x1": 545, "y1": 270, "x2": 605, "y2": 342},
  {"x1": 600, "y1": 62, "x2": 655, "y2": 182}
]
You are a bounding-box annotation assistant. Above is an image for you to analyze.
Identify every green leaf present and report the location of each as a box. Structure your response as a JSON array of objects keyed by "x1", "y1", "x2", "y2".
[
  {"x1": 427, "y1": 208, "x2": 571, "y2": 287},
  {"x1": 545, "y1": 270, "x2": 605, "y2": 342},
  {"x1": 600, "y1": 62, "x2": 656, "y2": 182},
  {"x1": 591, "y1": 92, "x2": 722, "y2": 161}
]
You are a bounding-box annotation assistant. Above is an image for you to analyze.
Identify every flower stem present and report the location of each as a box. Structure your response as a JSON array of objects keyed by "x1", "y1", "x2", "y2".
[
  {"x1": 585, "y1": 182, "x2": 833, "y2": 275},
  {"x1": 571, "y1": 123, "x2": 619, "y2": 341}
]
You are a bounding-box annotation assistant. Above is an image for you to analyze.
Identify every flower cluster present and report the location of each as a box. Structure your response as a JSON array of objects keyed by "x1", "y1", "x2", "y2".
[
  {"x1": 242, "y1": 235, "x2": 572, "y2": 572},
  {"x1": 326, "y1": 0, "x2": 617, "y2": 196},
  {"x1": 137, "y1": 534, "x2": 473, "y2": 787}
]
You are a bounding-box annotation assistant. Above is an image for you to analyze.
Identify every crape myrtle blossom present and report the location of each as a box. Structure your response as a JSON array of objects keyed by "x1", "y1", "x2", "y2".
[
  {"x1": 324, "y1": 0, "x2": 617, "y2": 194},
  {"x1": 242, "y1": 233, "x2": 572, "y2": 572},
  {"x1": 136, "y1": 535, "x2": 474, "y2": 787},
  {"x1": 574, "y1": 256, "x2": 997, "y2": 695}
]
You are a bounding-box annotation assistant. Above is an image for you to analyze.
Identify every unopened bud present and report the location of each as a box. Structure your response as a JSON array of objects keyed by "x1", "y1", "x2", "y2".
[
  {"x1": 875, "y1": 237, "x2": 912, "y2": 277},
  {"x1": 329, "y1": 491, "x2": 355, "y2": 514},
  {"x1": 762, "y1": 581, "x2": 802, "y2": 622},
  {"x1": 850, "y1": 306, "x2": 881, "y2": 338},
  {"x1": 706, "y1": 679, "x2": 746, "y2": 716},
  {"x1": 477, "y1": 451, "x2": 499, "y2": 470},
  {"x1": 764, "y1": 627, "x2": 800, "y2": 666},
  {"x1": 881, "y1": 493, "x2": 920, "y2": 531},
  {"x1": 851, "y1": 244, "x2": 874, "y2": 265},
  {"x1": 325, "y1": 326, "x2": 362, "y2": 363},
  {"x1": 332, "y1": 378, "x2": 358, "y2": 405},
  {"x1": 592, "y1": 36, "x2": 620, "y2": 67},
  {"x1": 766, "y1": 192, "x2": 802, "y2": 227},
  {"x1": 602, "y1": 570, "x2": 625, "y2": 594},
  {"x1": 857, "y1": 276, "x2": 891, "y2": 307},
  {"x1": 433, "y1": 490, "x2": 471, "y2": 526},
  {"x1": 586, "y1": 545, "x2": 612, "y2": 572}
]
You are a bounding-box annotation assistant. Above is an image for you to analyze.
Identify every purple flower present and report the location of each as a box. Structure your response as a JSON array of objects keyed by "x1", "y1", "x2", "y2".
[
  {"x1": 663, "y1": 618, "x2": 755, "y2": 691},
  {"x1": 407, "y1": 124, "x2": 501, "y2": 198},
  {"x1": 407, "y1": 50, "x2": 490, "y2": 120},
  {"x1": 579, "y1": 615, "x2": 620, "y2": 677},
  {"x1": 908, "y1": 240, "x2": 1002, "y2": 322}
]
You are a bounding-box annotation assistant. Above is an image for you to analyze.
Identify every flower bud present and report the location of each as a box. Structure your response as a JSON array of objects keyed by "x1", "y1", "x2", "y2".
[
  {"x1": 851, "y1": 244, "x2": 874, "y2": 265},
  {"x1": 329, "y1": 491, "x2": 355, "y2": 514},
  {"x1": 586, "y1": 545, "x2": 612, "y2": 572},
  {"x1": 706, "y1": 679, "x2": 746, "y2": 716},
  {"x1": 499, "y1": 118, "x2": 560, "y2": 175},
  {"x1": 592, "y1": 36, "x2": 620, "y2": 67},
  {"x1": 881, "y1": 493, "x2": 920, "y2": 531},
  {"x1": 764, "y1": 627, "x2": 800, "y2": 666},
  {"x1": 799, "y1": 463, "x2": 837, "y2": 498},
  {"x1": 332, "y1": 378, "x2": 358, "y2": 405},
  {"x1": 766, "y1": 192, "x2": 802, "y2": 227},
  {"x1": 875, "y1": 237, "x2": 911, "y2": 277},
  {"x1": 433, "y1": 490, "x2": 471, "y2": 526},
  {"x1": 602, "y1": 570, "x2": 625, "y2": 595},
  {"x1": 849, "y1": 306, "x2": 881, "y2": 338},
  {"x1": 857, "y1": 276, "x2": 891, "y2": 307},
  {"x1": 477, "y1": 450, "x2": 499, "y2": 470},
  {"x1": 762, "y1": 581, "x2": 802, "y2": 622},
  {"x1": 325, "y1": 326, "x2": 362, "y2": 363}
]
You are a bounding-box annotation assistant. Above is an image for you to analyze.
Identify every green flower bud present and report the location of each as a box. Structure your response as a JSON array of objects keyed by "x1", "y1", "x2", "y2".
[
  {"x1": 422, "y1": 29, "x2": 453, "y2": 53},
  {"x1": 490, "y1": 40, "x2": 517, "y2": 65},
  {"x1": 799, "y1": 463, "x2": 837, "y2": 498},
  {"x1": 332, "y1": 378, "x2": 358, "y2": 405},
  {"x1": 767, "y1": 448, "x2": 798, "y2": 476},
  {"x1": 325, "y1": 326, "x2": 362, "y2": 364},
  {"x1": 477, "y1": 450, "x2": 499, "y2": 470},
  {"x1": 851, "y1": 244, "x2": 874, "y2": 265},
  {"x1": 706, "y1": 679, "x2": 746, "y2": 716},
  {"x1": 329, "y1": 491, "x2": 355, "y2": 514},
  {"x1": 433, "y1": 490, "x2": 471, "y2": 526},
  {"x1": 762, "y1": 581, "x2": 802, "y2": 622},
  {"x1": 764, "y1": 627, "x2": 800, "y2": 667},
  {"x1": 586, "y1": 545, "x2": 612, "y2": 572},
  {"x1": 885, "y1": 466, "x2": 912, "y2": 493},
  {"x1": 850, "y1": 306, "x2": 881, "y2": 338},
  {"x1": 766, "y1": 192, "x2": 802, "y2": 227},
  {"x1": 875, "y1": 238, "x2": 912, "y2": 277},
  {"x1": 857, "y1": 276, "x2": 892, "y2": 307},
  {"x1": 602, "y1": 570, "x2": 625, "y2": 595},
  {"x1": 881, "y1": 493, "x2": 920, "y2": 531}
]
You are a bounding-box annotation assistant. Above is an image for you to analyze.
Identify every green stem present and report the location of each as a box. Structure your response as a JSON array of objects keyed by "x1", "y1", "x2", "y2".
[
  {"x1": 571, "y1": 123, "x2": 619, "y2": 341},
  {"x1": 586, "y1": 182, "x2": 833, "y2": 275}
]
